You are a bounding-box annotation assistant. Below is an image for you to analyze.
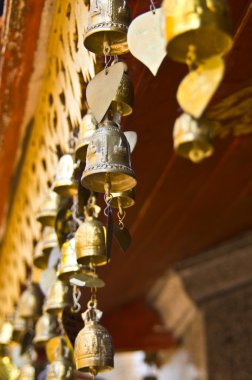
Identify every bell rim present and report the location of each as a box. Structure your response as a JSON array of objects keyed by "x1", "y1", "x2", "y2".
[
  {"x1": 33, "y1": 254, "x2": 49, "y2": 270},
  {"x1": 36, "y1": 211, "x2": 56, "y2": 227},
  {"x1": 57, "y1": 266, "x2": 80, "y2": 281},
  {"x1": 84, "y1": 27, "x2": 129, "y2": 55},
  {"x1": 75, "y1": 142, "x2": 89, "y2": 162},
  {"x1": 110, "y1": 99, "x2": 133, "y2": 116},
  {"x1": 110, "y1": 190, "x2": 135, "y2": 209},
  {"x1": 76, "y1": 254, "x2": 108, "y2": 267},
  {"x1": 52, "y1": 181, "x2": 78, "y2": 197}
]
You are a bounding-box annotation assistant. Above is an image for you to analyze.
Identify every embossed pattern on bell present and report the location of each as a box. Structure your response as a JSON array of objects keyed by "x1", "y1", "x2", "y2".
[
  {"x1": 81, "y1": 120, "x2": 136, "y2": 193},
  {"x1": 45, "y1": 279, "x2": 73, "y2": 315},
  {"x1": 75, "y1": 216, "x2": 107, "y2": 266},
  {"x1": 76, "y1": 111, "x2": 97, "y2": 162},
  {"x1": 34, "y1": 312, "x2": 59, "y2": 346},
  {"x1": 52, "y1": 155, "x2": 78, "y2": 197},
  {"x1": 162, "y1": 0, "x2": 233, "y2": 63},
  {"x1": 57, "y1": 238, "x2": 80, "y2": 281},
  {"x1": 110, "y1": 70, "x2": 134, "y2": 116},
  {"x1": 84, "y1": 0, "x2": 131, "y2": 55}
]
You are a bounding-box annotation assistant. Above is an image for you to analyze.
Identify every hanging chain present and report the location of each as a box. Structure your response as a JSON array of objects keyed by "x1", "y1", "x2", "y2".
[
  {"x1": 117, "y1": 209, "x2": 126, "y2": 230},
  {"x1": 71, "y1": 285, "x2": 82, "y2": 313},
  {"x1": 150, "y1": 0, "x2": 156, "y2": 13}
]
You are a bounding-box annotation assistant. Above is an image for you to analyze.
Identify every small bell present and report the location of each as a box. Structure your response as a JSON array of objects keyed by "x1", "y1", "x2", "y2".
[
  {"x1": 41, "y1": 227, "x2": 58, "y2": 256},
  {"x1": 45, "y1": 279, "x2": 73, "y2": 315},
  {"x1": 0, "y1": 321, "x2": 13, "y2": 346},
  {"x1": 173, "y1": 113, "x2": 214, "y2": 163},
  {"x1": 18, "y1": 283, "x2": 43, "y2": 321},
  {"x1": 84, "y1": 0, "x2": 131, "y2": 56},
  {"x1": 57, "y1": 238, "x2": 80, "y2": 281},
  {"x1": 46, "y1": 346, "x2": 74, "y2": 380},
  {"x1": 12, "y1": 311, "x2": 27, "y2": 343},
  {"x1": 75, "y1": 111, "x2": 97, "y2": 162},
  {"x1": 52, "y1": 155, "x2": 78, "y2": 197},
  {"x1": 33, "y1": 312, "x2": 59, "y2": 346},
  {"x1": 36, "y1": 190, "x2": 59, "y2": 227},
  {"x1": 81, "y1": 120, "x2": 136, "y2": 193},
  {"x1": 75, "y1": 210, "x2": 107, "y2": 267},
  {"x1": 18, "y1": 363, "x2": 35, "y2": 380},
  {"x1": 162, "y1": 0, "x2": 233, "y2": 63},
  {"x1": 74, "y1": 305, "x2": 114, "y2": 374},
  {"x1": 110, "y1": 188, "x2": 135, "y2": 209},
  {"x1": 33, "y1": 241, "x2": 49, "y2": 270},
  {"x1": 110, "y1": 66, "x2": 134, "y2": 117}
]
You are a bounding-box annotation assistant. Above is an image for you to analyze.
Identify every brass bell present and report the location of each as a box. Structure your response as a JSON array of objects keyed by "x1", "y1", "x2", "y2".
[
  {"x1": 110, "y1": 66, "x2": 134, "y2": 117},
  {"x1": 81, "y1": 120, "x2": 136, "y2": 193},
  {"x1": 162, "y1": 0, "x2": 233, "y2": 63},
  {"x1": 45, "y1": 279, "x2": 73, "y2": 315},
  {"x1": 18, "y1": 283, "x2": 43, "y2": 321},
  {"x1": 18, "y1": 363, "x2": 35, "y2": 380},
  {"x1": 75, "y1": 212, "x2": 107, "y2": 267},
  {"x1": 52, "y1": 155, "x2": 78, "y2": 197},
  {"x1": 75, "y1": 111, "x2": 97, "y2": 162},
  {"x1": 36, "y1": 190, "x2": 59, "y2": 227},
  {"x1": 33, "y1": 312, "x2": 59, "y2": 346},
  {"x1": 41, "y1": 227, "x2": 58, "y2": 256},
  {"x1": 110, "y1": 188, "x2": 135, "y2": 209},
  {"x1": 57, "y1": 238, "x2": 80, "y2": 281},
  {"x1": 173, "y1": 113, "x2": 214, "y2": 163},
  {"x1": 74, "y1": 307, "x2": 114, "y2": 374},
  {"x1": 0, "y1": 321, "x2": 13, "y2": 346},
  {"x1": 46, "y1": 346, "x2": 74, "y2": 380},
  {"x1": 84, "y1": 0, "x2": 131, "y2": 56},
  {"x1": 33, "y1": 242, "x2": 49, "y2": 270}
]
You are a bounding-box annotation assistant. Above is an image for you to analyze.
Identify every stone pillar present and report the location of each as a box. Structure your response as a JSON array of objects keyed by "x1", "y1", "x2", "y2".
[{"x1": 149, "y1": 232, "x2": 252, "y2": 380}]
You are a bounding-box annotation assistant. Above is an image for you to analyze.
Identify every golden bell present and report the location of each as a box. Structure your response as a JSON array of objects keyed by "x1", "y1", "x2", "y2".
[
  {"x1": 18, "y1": 363, "x2": 35, "y2": 380},
  {"x1": 36, "y1": 190, "x2": 59, "y2": 227},
  {"x1": 0, "y1": 322, "x2": 13, "y2": 346},
  {"x1": 18, "y1": 284, "x2": 43, "y2": 321},
  {"x1": 57, "y1": 238, "x2": 80, "y2": 281},
  {"x1": 163, "y1": 0, "x2": 233, "y2": 63},
  {"x1": 45, "y1": 279, "x2": 73, "y2": 315},
  {"x1": 33, "y1": 312, "x2": 59, "y2": 346},
  {"x1": 33, "y1": 242, "x2": 49, "y2": 270},
  {"x1": 81, "y1": 120, "x2": 136, "y2": 193},
  {"x1": 41, "y1": 227, "x2": 58, "y2": 256},
  {"x1": 52, "y1": 155, "x2": 78, "y2": 197},
  {"x1": 74, "y1": 308, "x2": 114, "y2": 374},
  {"x1": 110, "y1": 188, "x2": 135, "y2": 209},
  {"x1": 110, "y1": 67, "x2": 134, "y2": 117},
  {"x1": 46, "y1": 347, "x2": 74, "y2": 380},
  {"x1": 75, "y1": 111, "x2": 97, "y2": 162},
  {"x1": 84, "y1": 0, "x2": 131, "y2": 56},
  {"x1": 173, "y1": 113, "x2": 214, "y2": 163},
  {"x1": 75, "y1": 214, "x2": 107, "y2": 266}
]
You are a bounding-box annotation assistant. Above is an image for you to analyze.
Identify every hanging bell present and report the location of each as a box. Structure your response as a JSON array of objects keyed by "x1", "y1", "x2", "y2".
[
  {"x1": 18, "y1": 363, "x2": 35, "y2": 380},
  {"x1": 52, "y1": 155, "x2": 78, "y2": 197},
  {"x1": 75, "y1": 212, "x2": 107, "y2": 267},
  {"x1": 41, "y1": 227, "x2": 58, "y2": 256},
  {"x1": 36, "y1": 190, "x2": 59, "y2": 227},
  {"x1": 84, "y1": 0, "x2": 131, "y2": 56},
  {"x1": 162, "y1": 0, "x2": 233, "y2": 63},
  {"x1": 173, "y1": 113, "x2": 214, "y2": 163},
  {"x1": 12, "y1": 310, "x2": 27, "y2": 343},
  {"x1": 0, "y1": 321, "x2": 13, "y2": 346},
  {"x1": 75, "y1": 111, "x2": 97, "y2": 162},
  {"x1": 110, "y1": 188, "x2": 135, "y2": 209},
  {"x1": 45, "y1": 279, "x2": 73, "y2": 315},
  {"x1": 81, "y1": 120, "x2": 136, "y2": 193},
  {"x1": 33, "y1": 241, "x2": 49, "y2": 270},
  {"x1": 110, "y1": 65, "x2": 134, "y2": 117},
  {"x1": 18, "y1": 283, "x2": 43, "y2": 321},
  {"x1": 33, "y1": 312, "x2": 59, "y2": 346},
  {"x1": 74, "y1": 306, "x2": 114, "y2": 374},
  {"x1": 57, "y1": 238, "x2": 80, "y2": 281},
  {"x1": 46, "y1": 346, "x2": 74, "y2": 380}
]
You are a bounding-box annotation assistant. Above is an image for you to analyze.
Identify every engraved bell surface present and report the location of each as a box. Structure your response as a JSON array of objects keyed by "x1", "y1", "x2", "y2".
[
  {"x1": 75, "y1": 213, "x2": 107, "y2": 266},
  {"x1": 36, "y1": 190, "x2": 59, "y2": 227},
  {"x1": 81, "y1": 120, "x2": 136, "y2": 193},
  {"x1": 52, "y1": 155, "x2": 78, "y2": 197},
  {"x1": 84, "y1": 0, "x2": 131, "y2": 56},
  {"x1": 33, "y1": 312, "x2": 59, "y2": 346},
  {"x1": 75, "y1": 111, "x2": 97, "y2": 162},
  {"x1": 57, "y1": 238, "x2": 80, "y2": 281},
  {"x1": 162, "y1": 0, "x2": 233, "y2": 63},
  {"x1": 45, "y1": 279, "x2": 73, "y2": 315},
  {"x1": 74, "y1": 308, "x2": 114, "y2": 374},
  {"x1": 173, "y1": 113, "x2": 214, "y2": 163}
]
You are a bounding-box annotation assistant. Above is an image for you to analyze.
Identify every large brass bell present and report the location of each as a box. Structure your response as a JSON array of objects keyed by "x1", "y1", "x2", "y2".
[
  {"x1": 74, "y1": 305, "x2": 114, "y2": 374},
  {"x1": 18, "y1": 363, "x2": 35, "y2": 380},
  {"x1": 57, "y1": 238, "x2": 80, "y2": 281},
  {"x1": 45, "y1": 279, "x2": 73, "y2": 315},
  {"x1": 162, "y1": 0, "x2": 233, "y2": 63},
  {"x1": 110, "y1": 188, "x2": 135, "y2": 209},
  {"x1": 173, "y1": 113, "x2": 214, "y2": 163},
  {"x1": 75, "y1": 111, "x2": 97, "y2": 162},
  {"x1": 84, "y1": 0, "x2": 131, "y2": 56},
  {"x1": 0, "y1": 321, "x2": 13, "y2": 346},
  {"x1": 33, "y1": 312, "x2": 59, "y2": 346},
  {"x1": 81, "y1": 120, "x2": 136, "y2": 193},
  {"x1": 41, "y1": 227, "x2": 58, "y2": 256},
  {"x1": 36, "y1": 190, "x2": 59, "y2": 227},
  {"x1": 110, "y1": 65, "x2": 134, "y2": 117},
  {"x1": 33, "y1": 242, "x2": 49, "y2": 270},
  {"x1": 18, "y1": 283, "x2": 43, "y2": 321},
  {"x1": 46, "y1": 346, "x2": 74, "y2": 380},
  {"x1": 52, "y1": 155, "x2": 78, "y2": 197},
  {"x1": 75, "y1": 210, "x2": 107, "y2": 266}
]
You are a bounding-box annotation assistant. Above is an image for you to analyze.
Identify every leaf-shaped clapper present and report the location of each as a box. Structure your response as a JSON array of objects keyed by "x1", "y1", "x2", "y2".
[
  {"x1": 177, "y1": 56, "x2": 225, "y2": 119},
  {"x1": 86, "y1": 62, "x2": 124, "y2": 123},
  {"x1": 113, "y1": 223, "x2": 132, "y2": 252},
  {"x1": 127, "y1": 9, "x2": 166, "y2": 76}
]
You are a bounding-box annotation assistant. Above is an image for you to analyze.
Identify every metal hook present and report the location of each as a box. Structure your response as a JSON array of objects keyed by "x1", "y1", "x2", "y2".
[
  {"x1": 150, "y1": 0, "x2": 156, "y2": 13},
  {"x1": 71, "y1": 285, "x2": 82, "y2": 313},
  {"x1": 117, "y1": 209, "x2": 126, "y2": 230}
]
